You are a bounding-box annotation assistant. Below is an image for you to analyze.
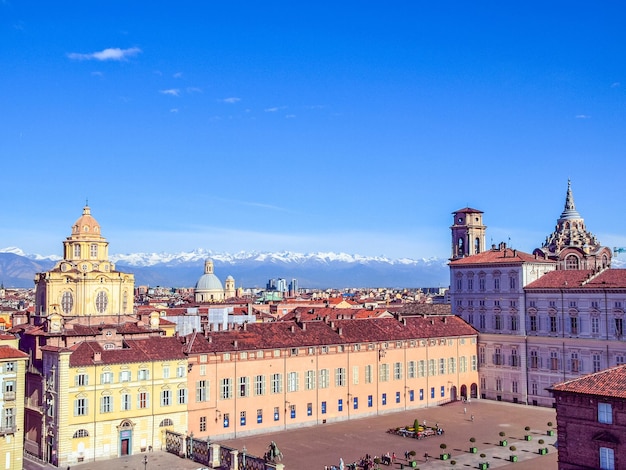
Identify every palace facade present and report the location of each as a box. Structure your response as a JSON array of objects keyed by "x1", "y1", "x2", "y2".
[{"x1": 450, "y1": 181, "x2": 626, "y2": 406}]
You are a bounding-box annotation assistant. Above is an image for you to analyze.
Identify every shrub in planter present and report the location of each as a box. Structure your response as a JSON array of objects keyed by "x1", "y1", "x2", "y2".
[
  {"x1": 439, "y1": 443, "x2": 450, "y2": 460},
  {"x1": 538, "y1": 439, "x2": 545, "y2": 445},
  {"x1": 509, "y1": 445, "x2": 518, "y2": 461},
  {"x1": 469, "y1": 437, "x2": 477, "y2": 453},
  {"x1": 498, "y1": 431, "x2": 507, "y2": 446},
  {"x1": 524, "y1": 426, "x2": 532, "y2": 440},
  {"x1": 546, "y1": 421, "x2": 555, "y2": 435},
  {"x1": 450, "y1": 460, "x2": 456, "y2": 465},
  {"x1": 479, "y1": 453, "x2": 486, "y2": 458}
]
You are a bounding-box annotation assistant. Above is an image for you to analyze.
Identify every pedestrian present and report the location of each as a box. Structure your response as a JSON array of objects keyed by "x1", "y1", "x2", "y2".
[
  {"x1": 471, "y1": 414, "x2": 475, "y2": 422},
  {"x1": 464, "y1": 406, "x2": 467, "y2": 414},
  {"x1": 423, "y1": 419, "x2": 426, "y2": 427},
  {"x1": 424, "y1": 452, "x2": 429, "y2": 462},
  {"x1": 405, "y1": 450, "x2": 409, "y2": 460},
  {"x1": 392, "y1": 452, "x2": 396, "y2": 462}
]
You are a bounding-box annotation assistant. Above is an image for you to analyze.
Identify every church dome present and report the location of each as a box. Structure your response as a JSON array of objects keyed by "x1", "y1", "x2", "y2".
[
  {"x1": 71, "y1": 205, "x2": 102, "y2": 238},
  {"x1": 195, "y1": 273, "x2": 224, "y2": 291}
]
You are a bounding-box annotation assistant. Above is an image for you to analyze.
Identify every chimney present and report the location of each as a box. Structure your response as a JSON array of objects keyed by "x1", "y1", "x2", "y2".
[
  {"x1": 290, "y1": 324, "x2": 296, "y2": 333},
  {"x1": 301, "y1": 322, "x2": 307, "y2": 331},
  {"x1": 338, "y1": 327, "x2": 343, "y2": 335},
  {"x1": 233, "y1": 340, "x2": 238, "y2": 348},
  {"x1": 243, "y1": 322, "x2": 247, "y2": 331}
]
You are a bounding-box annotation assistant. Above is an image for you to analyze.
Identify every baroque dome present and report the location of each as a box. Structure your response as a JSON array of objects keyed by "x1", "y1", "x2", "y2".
[
  {"x1": 71, "y1": 205, "x2": 102, "y2": 238},
  {"x1": 195, "y1": 273, "x2": 224, "y2": 291}
]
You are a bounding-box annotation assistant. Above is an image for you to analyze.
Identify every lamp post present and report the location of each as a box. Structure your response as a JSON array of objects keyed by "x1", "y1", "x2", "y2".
[
  {"x1": 242, "y1": 445, "x2": 247, "y2": 465},
  {"x1": 142, "y1": 455, "x2": 147, "y2": 470}
]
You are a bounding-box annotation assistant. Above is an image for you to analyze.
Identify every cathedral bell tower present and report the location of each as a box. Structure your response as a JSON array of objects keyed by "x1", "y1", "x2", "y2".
[{"x1": 450, "y1": 207, "x2": 486, "y2": 261}]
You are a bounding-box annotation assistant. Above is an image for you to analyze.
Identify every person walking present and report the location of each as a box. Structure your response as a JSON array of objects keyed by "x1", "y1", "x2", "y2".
[
  {"x1": 471, "y1": 414, "x2": 475, "y2": 422},
  {"x1": 464, "y1": 406, "x2": 467, "y2": 414}
]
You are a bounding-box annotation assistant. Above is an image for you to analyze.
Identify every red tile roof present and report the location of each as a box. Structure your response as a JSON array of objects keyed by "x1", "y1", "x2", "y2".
[
  {"x1": 549, "y1": 364, "x2": 626, "y2": 399},
  {"x1": 525, "y1": 269, "x2": 626, "y2": 290},
  {"x1": 67, "y1": 336, "x2": 186, "y2": 367},
  {"x1": 450, "y1": 247, "x2": 555, "y2": 265},
  {"x1": 0, "y1": 344, "x2": 28, "y2": 359}
]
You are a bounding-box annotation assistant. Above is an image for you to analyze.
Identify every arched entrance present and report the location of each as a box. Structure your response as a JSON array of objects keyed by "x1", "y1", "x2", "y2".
[
  {"x1": 117, "y1": 419, "x2": 135, "y2": 456},
  {"x1": 470, "y1": 383, "x2": 478, "y2": 399},
  {"x1": 450, "y1": 386, "x2": 457, "y2": 401},
  {"x1": 460, "y1": 384, "x2": 468, "y2": 400}
]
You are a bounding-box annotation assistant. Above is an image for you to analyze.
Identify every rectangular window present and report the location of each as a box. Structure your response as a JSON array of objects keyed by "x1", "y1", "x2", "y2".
[
  {"x1": 550, "y1": 316, "x2": 557, "y2": 333},
  {"x1": 494, "y1": 278, "x2": 500, "y2": 290},
  {"x1": 254, "y1": 375, "x2": 265, "y2": 396},
  {"x1": 321, "y1": 401, "x2": 327, "y2": 414},
  {"x1": 162, "y1": 365, "x2": 170, "y2": 379},
  {"x1": 512, "y1": 381, "x2": 518, "y2": 393},
  {"x1": 177, "y1": 365, "x2": 185, "y2": 378},
  {"x1": 274, "y1": 407, "x2": 280, "y2": 421},
  {"x1": 496, "y1": 378, "x2": 502, "y2": 392},
  {"x1": 479, "y1": 278, "x2": 485, "y2": 290},
  {"x1": 287, "y1": 372, "x2": 299, "y2": 392},
  {"x1": 529, "y1": 315, "x2": 537, "y2": 332},
  {"x1": 530, "y1": 351, "x2": 539, "y2": 369},
  {"x1": 431, "y1": 387, "x2": 435, "y2": 399},
  {"x1": 352, "y1": 366, "x2": 359, "y2": 385},
  {"x1": 119, "y1": 370, "x2": 131, "y2": 382},
  {"x1": 196, "y1": 380, "x2": 208, "y2": 402},
  {"x1": 615, "y1": 318, "x2": 623, "y2": 337},
  {"x1": 239, "y1": 376, "x2": 249, "y2": 397},
  {"x1": 100, "y1": 372, "x2": 113, "y2": 384},
  {"x1": 121, "y1": 393, "x2": 131, "y2": 411},
  {"x1": 338, "y1": 399, "x2": 343, "y2": 412},
  {"x1": 240, "y1": 410, "x2": 247, "y2": 425},
  {"x1": 223, "y1": 413, "x2": 230, "y2": 427},
  {"x1": 367, "y1": 395, "x2": 373, "y2": 407},
  {"x1": 199, "y1": 365, "x2": 206, "y2": 376},
  {"x1": 382, "y1": 393, "x2": 387, "y2": 405},
  {"x1": 494, "y1": 315, "x2": 502, "y2": 330},
  {"x1": 335, "y1": 368, "x2": 346, "y2": 387},
  {"x1": 599, "y1": 403, "x2": 613, "y2": 424},
  {"x1": 379, "y1": 364, "x2": 389, "y2": 382},
  {"x1": 257, "y1": 409, "x2": 263, "y2": 423},
  {"x1": 305, "y1": 370, "x2": 316, "y2": 390},
  {"x1": 418, "y1": 360, "x2": 425, "y2": 377},
  {"x1": 440, "y1": 385, "x2": 445, "y2": 397},
  {"x1": 510, "y1": 315, "x2": 518, "y2": 331},
  {"x1": 319, "y1": 369, "x2": 329, "y2": 389},
  {"x1": 161, "y1": 389, "x2": 171, "y2": 406},
  {"x1": 419, "y1": 389, "x2": 424, "y2": 401},
  {"x1": 100, "y1": 396, "x2": 112, "y2": 413},
  {"x1": 200, "y1": 416, "x2": 207, "y2": 432},
  {"x1": 429, "y1": 359, "x2": 436, "y2": 376},
  {"x1": 408, "y1": 361, "x2": 416, "y2": 378},
  {"x1": 221, "y1": 378, "x2": 233, "y2": 399},
  {"x1": 599, "y1": 447, "x2": 615, "y2": 470},
  {"x1": 307, "y1": 403, "x2": 313, "y2": 416},
  {"x1": 75, "y1": 373, "x2": 89, "y2": 387},
  {"x1": 510, "y1": 350, "x2": 519, "y2": 367},
  {"x1": 550, "y1": 351, "x2": 559, "y2": 371},
  {"x1": 396, "y1": 391, "x2": 401, "y2": 403},
  {"x1": 138, "y1": 369, "x2": 149, "y2": 380},
  {"x1": 570, "y1": 316, "x2": 578, "y2": 335},
  {"x1": 138, "y1": 392, "x2": 149, "y2": 409},
  {"x1": 449, "y1": 357, "x2": 456, "y2": 374},
  {"x1": 393, "y1": 362, "x2": 402, "y2": 380},
  {"x1": 471, "y1": 355, "x2": 477, "y2": 371},
  {"x1": 365, "y1": 365, "x2": 373, "y2": 384},
  {"x1": 271, "y1": 373, "x2": 283, "y2": 394},
  {"x1": 593, "y1": 354, "x2": 602, "y2": 373},
  {"x1": 439, "y1": 358, "x2": 446, "y2": 375},
  {"x1": 178, "y1": 388, "x2": 187, "y2": 405},
  {"x1": 571, "y1": 353, "x2": 580, "y2": 373},
  {"x1": 479, "y1": 314, "x2": 486, "y2": 329},
  {"x1": 592, "y1": 316, "x2": 600, "y2": 334}
]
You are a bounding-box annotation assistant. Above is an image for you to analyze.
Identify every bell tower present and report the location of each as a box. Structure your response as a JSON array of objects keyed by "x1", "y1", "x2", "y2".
[{"x1": 450, "y1": 207, "x2": 486, "y2": 261}]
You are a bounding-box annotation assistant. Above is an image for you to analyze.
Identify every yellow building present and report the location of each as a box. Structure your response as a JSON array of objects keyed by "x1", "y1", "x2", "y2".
[
  {"x1": 0, "y1": 334, "x2": 28, "y2": 470},
  {"x1": 34, "y1": 205, "x2": 134, "y2": 317},
  {"x1": 41, "y1": 336, "x2": 188, "y2": 467},
  {"x1": 184, "y1": 314, "x2": 479, "y2": 440}
]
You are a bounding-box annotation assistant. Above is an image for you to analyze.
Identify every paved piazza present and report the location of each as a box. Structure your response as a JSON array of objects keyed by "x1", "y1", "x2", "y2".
[{"x1": 27, "y1": 400, "x2": 558, "y2": 470}]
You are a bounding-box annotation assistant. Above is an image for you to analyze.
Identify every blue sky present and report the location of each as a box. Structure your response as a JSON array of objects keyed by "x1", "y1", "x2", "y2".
[{"x1": 2, "y1": 1, "x2": 625, "y2": 260}]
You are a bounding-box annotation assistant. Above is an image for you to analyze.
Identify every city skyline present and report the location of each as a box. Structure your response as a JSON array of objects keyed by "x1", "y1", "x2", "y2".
[{"x1": 2, "y1": 2, "x2": 626, "y2": 260}]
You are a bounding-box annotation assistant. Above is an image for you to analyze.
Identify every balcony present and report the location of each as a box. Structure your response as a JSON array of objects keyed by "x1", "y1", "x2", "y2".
[{"x1": 3, "y1": 392, "x2": 15, "y2": 401}]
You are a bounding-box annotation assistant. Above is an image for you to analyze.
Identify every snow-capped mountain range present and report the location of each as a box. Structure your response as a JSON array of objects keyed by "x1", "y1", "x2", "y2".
[{"x1": 0, "y1": 247, "x2": 450, "y2": 289}]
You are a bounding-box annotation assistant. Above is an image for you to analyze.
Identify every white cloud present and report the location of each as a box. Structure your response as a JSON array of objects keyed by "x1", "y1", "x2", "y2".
[
  {"x1": 265, "y1": 106, "x2": 287, "y2": 112},
  {"x1": 221, "y1": 97, "x2": 241, "y2": 104},
  {"x1": 285, "y1": 114, "x2": 296, "y2": 119},
  {"x1": 611, "y1": 82, "x2": 621, "y2": 88},
  {"x1": 160, "y1": 89, "x2": 180, "y2": 96},
  {"x1": 170, "y1": 108, "x2": 179, "y2": 113},
  {"x1": 173, "y1": 72, "x2": 183, "y2": 78},
  {"x1": 187, "y1": 87, "x2": 203, "y2": 94},
  {"x1": 67, "y1": 47, "x2": 141, "y2": 61},
  {"x1": 575, "y1": 114, "x2": 591, "y2": 119}
]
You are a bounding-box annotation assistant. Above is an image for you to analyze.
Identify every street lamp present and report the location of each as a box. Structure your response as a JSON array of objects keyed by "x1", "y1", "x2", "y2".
[
  {"x1": 143, "y1": 455, "x2": 147, "y2": 470},
  {"x1": 242, "y1": 445, "x2": 247, "y2": 465}
]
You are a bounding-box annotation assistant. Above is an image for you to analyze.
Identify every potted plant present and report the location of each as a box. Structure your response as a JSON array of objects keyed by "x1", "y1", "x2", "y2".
[
  {"x1": 408, "y1": 450, "x2": 417, "y2": 468},
  {"x1": 538, "y1": 439, "x2": 548, "y2": 455},
  {"x1": 469, "y1": 436, "x2": 477, "y2": 453},
  {"x1": 440, "y1": 443, "x2": 449, "y2": 460},
  {"x1": 524, "y1": 426, "x2": 532, "y2": 441},
  {"x1": 373, "y1": 457, "x2": 381, "y2": 469},
  {"x1": 450, "y1": 460, "x2": 456, "y2": 465},
  {"x1": 547, "y1": 421, "x2": 555, "y2": 436},
  {"x1": 509, "y1": 445, "x2": 518, "y2": 462},
  {"x1": 499, "y1": 431, "x2": 507, "y2": 446}
]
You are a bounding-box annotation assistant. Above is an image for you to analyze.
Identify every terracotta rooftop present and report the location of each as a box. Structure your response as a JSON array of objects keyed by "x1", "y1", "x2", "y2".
[
  {"x1": 548, "y1": 364, "x2": 626, "y2": 399},
  {"x1": 0, "y1": 344, "x2": 29, "y2": 359},
  {"x1": 450, "y1": 246, "x2": 555, "y2": 266},
  {"x1": 525, "y1": 268, "x2": 626, "y2": 290},
  {"x1": 68, "y1": 336, "x2": 186, "y2": 367}
]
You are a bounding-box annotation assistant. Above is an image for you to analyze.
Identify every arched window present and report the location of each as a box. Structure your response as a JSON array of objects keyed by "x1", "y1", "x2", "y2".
[
  {"x1": 96, "y1": 291, "x2": 108, "y2": 313},
  {"x1": 602, "y1": 254, "x2": 609, "y2": 268},
  {"x1": 474, "y1": 237, "x2": 481, "y2": 254},
  {"x1": 565, "y1": 255, "x2": 580, "y2": 270},
  {"x1": 159, "y1": 418, "x2": 174, "y2": 427},
  {"x1": 73, "y1": 429, "x2": 89, "y2": 438},
  {"x1": 457, "y1": 238, "x2": 465, "y2": 256}
]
